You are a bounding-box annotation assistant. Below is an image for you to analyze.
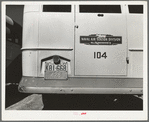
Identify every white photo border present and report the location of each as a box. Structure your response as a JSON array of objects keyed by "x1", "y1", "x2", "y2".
[{"x1": 1, "y1": 1, "x2": 148, "y2": 121}]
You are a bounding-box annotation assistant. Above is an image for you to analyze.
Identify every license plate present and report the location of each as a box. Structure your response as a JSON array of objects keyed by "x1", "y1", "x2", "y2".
[{"x1": 44, "y1": 62, "x2": 68, "y2": 79}]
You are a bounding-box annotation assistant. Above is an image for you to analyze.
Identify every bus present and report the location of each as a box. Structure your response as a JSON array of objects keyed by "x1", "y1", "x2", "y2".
[{"x1": 18, "y1": 2, "x2": 144, "y2": 97}]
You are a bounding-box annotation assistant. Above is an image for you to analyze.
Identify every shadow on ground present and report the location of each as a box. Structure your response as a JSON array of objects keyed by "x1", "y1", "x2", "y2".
[
  {"x1": 42, "y1": 94, "x2": 143, "y2": 110},
  {"x1": 6, "y1": 54, "x2": 31, "y2": 108},
  {"x1": 6, "y1": 85, "x2": 31, "y2": 108}
]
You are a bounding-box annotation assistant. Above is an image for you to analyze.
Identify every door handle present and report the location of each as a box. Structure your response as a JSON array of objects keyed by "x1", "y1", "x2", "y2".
[{"x1": 97, "y1": 14, "x2": 104, "y2": 17}]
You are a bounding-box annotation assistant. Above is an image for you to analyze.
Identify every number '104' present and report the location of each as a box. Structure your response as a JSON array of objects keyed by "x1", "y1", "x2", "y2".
[{"x1": 94, "y1": 52, "x2": 107, "y2": 59}]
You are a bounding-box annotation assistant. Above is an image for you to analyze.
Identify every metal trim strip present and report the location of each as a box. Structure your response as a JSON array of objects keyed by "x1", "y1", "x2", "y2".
[{"x1": 21, "y1": 47, "x2": 73, "y2": 51}]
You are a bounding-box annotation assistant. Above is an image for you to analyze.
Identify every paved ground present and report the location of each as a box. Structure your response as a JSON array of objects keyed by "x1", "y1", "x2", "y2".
[{"x1": 6, "y1": 94, "x2": 43, "y2": 110}]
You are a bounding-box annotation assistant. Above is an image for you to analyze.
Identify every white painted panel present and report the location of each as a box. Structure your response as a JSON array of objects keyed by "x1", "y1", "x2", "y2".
[
  {"x1": 39, "y1": 6, "x2": 74, "y2": 48},
  {"x1": 128, "y1": 52, "x2": 143, "y2": 78},
  {"x1": 75, "y1": 5, "x2": 127, "y2": 76},
  {"x1": 24, "y1": 5, "x2": 41, "y2": 13},
  {"x1": 23, "y1": 13, "x2": 39, "y2": 48},
  {"x1": 127, "y1": 12, "x2": 143, "y2": 48},
  {"x1": 22, "y1": 51, "x2": 37, "y2": 77}
]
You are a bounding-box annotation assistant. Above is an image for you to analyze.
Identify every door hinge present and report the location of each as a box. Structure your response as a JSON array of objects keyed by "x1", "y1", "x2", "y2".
[
  {"x1": 75, "y1": 25, "x2": 79, "y2": 29},
  {"x1": 126, "y1": 57, "x2": 129, "y2": 64}
]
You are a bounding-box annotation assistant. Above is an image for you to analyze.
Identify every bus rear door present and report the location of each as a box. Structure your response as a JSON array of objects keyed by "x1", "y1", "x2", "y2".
[{"x1": 75, "y1": 4, "x2": 127, "y2": 76}]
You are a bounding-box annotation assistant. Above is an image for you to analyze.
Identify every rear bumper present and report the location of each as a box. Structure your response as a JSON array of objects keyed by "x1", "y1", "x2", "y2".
[{"x1": 18, "y1": 76, "x2": 143, "y2": 94}]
